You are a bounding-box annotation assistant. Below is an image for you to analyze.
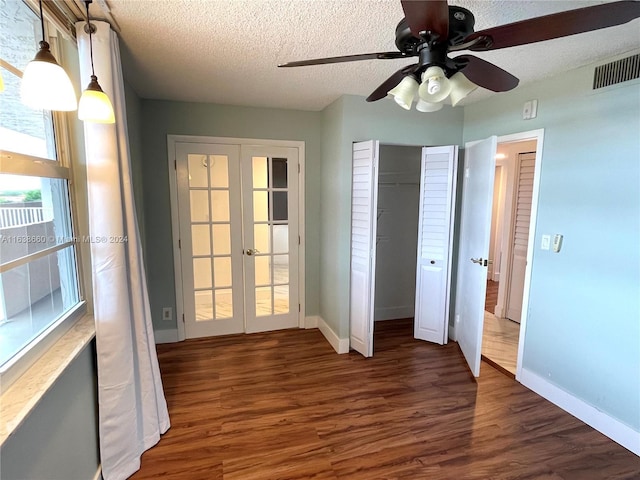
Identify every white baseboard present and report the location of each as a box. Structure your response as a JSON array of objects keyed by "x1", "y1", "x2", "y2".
[
  {"x1": 154, "y1": 328, "x2": 179, "y2": 344},
  {"x1": 519, "y1": 368, "x2": 640, "y2": 456},
  {"x1": 92, "y1": 465, "x2": 103, "y2": 480},
  {"x1": 304, "y1": 315, "x2": 319, "y2": 329},
  {"x1": 374, "y1": 306, "x2": 414, "y2": 321},
  {"x1": 317, "y1": 316, "x2": 349, "y2": 354}
]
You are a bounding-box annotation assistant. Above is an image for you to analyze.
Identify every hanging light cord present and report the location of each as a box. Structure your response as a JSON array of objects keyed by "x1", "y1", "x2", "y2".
[
  {"x1": 38, "y1": 0, "x2": 45, "y2": 42},
  {"x1": 85, "y1": 0, "x2": 95, "y2": 76}
]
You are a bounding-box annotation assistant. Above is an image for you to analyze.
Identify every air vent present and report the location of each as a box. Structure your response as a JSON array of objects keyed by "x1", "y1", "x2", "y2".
[{"x1": 593, "y1": 54, "x2": 640, "y2": 89}]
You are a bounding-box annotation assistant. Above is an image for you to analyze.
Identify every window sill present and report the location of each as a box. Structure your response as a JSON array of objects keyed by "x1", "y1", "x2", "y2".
[{"x1": 0, "y1": 314, "x2": 95, "y2": 447}]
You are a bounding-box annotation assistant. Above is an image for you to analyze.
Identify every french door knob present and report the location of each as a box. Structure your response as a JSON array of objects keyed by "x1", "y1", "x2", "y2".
[{"x1": 245, "y1": 248, "x2": 260, "y2": 256}]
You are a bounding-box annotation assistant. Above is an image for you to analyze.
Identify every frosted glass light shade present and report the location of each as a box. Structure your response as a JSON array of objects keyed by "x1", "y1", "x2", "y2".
[
  {"x1": 418, "y1": 66, "x2": 451, "y2": 104},
  {"x1": 78, "y1": 75, "x2": 115, "y2": 124},
  {"x1": 388, "y1": 75, "x2": 419, "y2": 110},
  {"x1": 20, "y1": 42, "x2": 77, "y2": 111},
  {"x1": 416, "y1": 99, "x2": 443, "y2": 112},
  {"x1": 449, "y1": 72, "x2": 478, "y2": 107}
]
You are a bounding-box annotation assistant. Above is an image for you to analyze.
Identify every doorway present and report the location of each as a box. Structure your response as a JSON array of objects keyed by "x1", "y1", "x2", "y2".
[
  {"x1": 482, "y1": 139, "x2": 538, "y2": 376},
  {"x1": 168, "y1": 136, "x2": 304, "y2": 341},
  {"x1": 349, "y1": 141, "x2": 458, "y2": 357}
]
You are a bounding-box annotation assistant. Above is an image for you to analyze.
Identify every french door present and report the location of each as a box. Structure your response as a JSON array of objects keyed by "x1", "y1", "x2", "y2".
[{"x1": 175, "y1": 142, "x2": 299, "y2": 338}]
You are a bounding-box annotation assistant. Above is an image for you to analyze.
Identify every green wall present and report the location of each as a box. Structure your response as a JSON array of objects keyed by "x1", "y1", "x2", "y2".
[
  {"x1": 0, "y1": 343, "x2": 100, "y2": 480},
  {"x1": 140, "y1": 101, "x2": 323, "y2": 331},
  {"x1": 320, "y1": 95, "x2": 464, "y2": 337},
  {"x1": 463, "y1": 53, "x2": 640, "y2": 431}
]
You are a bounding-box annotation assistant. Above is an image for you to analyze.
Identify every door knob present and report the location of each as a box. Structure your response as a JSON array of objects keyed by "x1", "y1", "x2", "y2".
[
  {"x1": 245, "y1": 248, "x2": 260, "y2": 256},
  {"x1": 471, "y1": 257, "x2": 483, "y2": 264}
]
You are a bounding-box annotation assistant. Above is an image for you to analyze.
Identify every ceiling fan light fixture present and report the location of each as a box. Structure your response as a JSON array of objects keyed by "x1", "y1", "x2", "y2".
[
  {"x1": 416, "y1": 99, "x2": 443, "y2": 113},
  {"x1": 418, "y1": 66, "x2": 451, "y2": 103},
  {"x1": 389, "y1": 75, "x2": 419, "y2": 110},
  {"x1": 449, "y1": 71, "x2": 478, "y2": 106}
]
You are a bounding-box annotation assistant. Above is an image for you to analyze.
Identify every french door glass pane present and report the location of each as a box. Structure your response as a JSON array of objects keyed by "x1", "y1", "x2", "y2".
[
  {"x1": 195, "y1": 290, "x2": 213, "y2": 321},
  {"x1": 193, "y1": 258, "x2": 212, "y2": 289},
  {"x1": 215, "y1": 289, "x2": 233, "y2": 319},
  {"x1": 188, "y1": 154, "x2": 208, "y2": 187},
  {"x1": 255, "y1": 286, "x2": 272, "y2": 316},
  {"x1": 252, "y1": 157, "x2": 268, "y2": 188},
  {"x1": 274, "y1": 285, "x2": 289, "y2": 314},
  {"x1": 211, "y1": 190, "x2": 230, "y2": 222},
  {"x1": 272, "y1": 158, "x2": 288, "y2": 188},
  {"x1": 212, "y1": 224, "x2": 231, "y2": 255},
  {"x1": 213, "y1": 257, "x2": 232, "y2": 288},
  {"x1": 209, "y1": 155, "x2": 229, "y2": 188},
  {"x1": 273, "y1": 255, "x2": 289, "y2": 284},
  {"x1": 191, "y1": 225, "x2": 210, "y2": 256},
  {"x1": 254, "y1": 223, "x2": 270, "y2": 254},
  {"x1": 255, "y1": 255, "x2": 271, "y2": 285},
  {"x1": 253, "y1": 191, "x2": 268, "y2": 222},
  {"x1": 272, "y1": 224, "x2": 288, "y2": 254},
  {"x1": 190, "y1": 190, "x2": 209, "y2": 222}
]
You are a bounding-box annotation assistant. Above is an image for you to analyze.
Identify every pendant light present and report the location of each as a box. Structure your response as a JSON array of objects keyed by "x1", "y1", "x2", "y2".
[
  {"x1": 78, "y1": 0, "x2": 115, "y2": 123},
  {"x1": 20, "y1": 0, "x2": 77, "y2": 111}
]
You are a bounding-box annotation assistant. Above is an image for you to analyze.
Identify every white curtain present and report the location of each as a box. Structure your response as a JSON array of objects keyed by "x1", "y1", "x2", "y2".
[{"x1": 76, "y1": 21, "x2": 170, "y2": 480}]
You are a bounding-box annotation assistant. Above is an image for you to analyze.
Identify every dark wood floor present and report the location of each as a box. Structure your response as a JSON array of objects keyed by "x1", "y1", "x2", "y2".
[{"x1": 131, "y1": 320, "x2": 640, "y2": 479}]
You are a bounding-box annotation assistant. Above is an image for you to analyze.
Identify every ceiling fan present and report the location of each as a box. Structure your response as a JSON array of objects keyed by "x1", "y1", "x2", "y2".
[{"x1": 279, "y1": 0, "x2": 640, "y2": 112}]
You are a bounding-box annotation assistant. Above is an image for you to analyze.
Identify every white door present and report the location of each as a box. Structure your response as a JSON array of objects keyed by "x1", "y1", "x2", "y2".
[
  {"x1": 414, "y1": 146, "x2": 458, "y2": 344},
  {"x1": 241, "y1": 146, "x2": 299, "y2": 333},
  {"x1": 349, "y1": 140, "x2": 380, "y2": 357},
  {"x1": 455, "y1": 136, "x2": 497, "y2": 376},
  {"x1": 506, "y1": 151, "x2": 536, "y2": 323},
  {"x1": 176, "y1": 142, "x2": 245, "y2": 337},
  {"x1": 176, "y1": 142, "x2": 299, "y2": 338}
]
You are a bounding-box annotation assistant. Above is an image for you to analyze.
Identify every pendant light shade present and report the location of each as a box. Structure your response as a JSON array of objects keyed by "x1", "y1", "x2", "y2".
[
  {"x1": 21, "y1": 41, "x2": 77, "y2": 111},
  {"x1": 418, "y1": 66, "x2": 451, "y2": 104},
  {"x1": 388, "y1": 75, "x2": 419, "y2": 110},
  {"x1": 449, "y1": 72, "x2": 478, "y2": 107},
  {"x1": 78, "y1": 75, "x2": 115, "y2": 123}
]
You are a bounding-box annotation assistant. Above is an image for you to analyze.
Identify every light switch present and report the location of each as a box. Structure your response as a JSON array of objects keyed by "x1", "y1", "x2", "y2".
[
  {"x1": 523, "y1": 99, "x2": 538, "y2": 120},
  {"x1": 541, "y1": 234, "x2": 550, "y2": 250}
]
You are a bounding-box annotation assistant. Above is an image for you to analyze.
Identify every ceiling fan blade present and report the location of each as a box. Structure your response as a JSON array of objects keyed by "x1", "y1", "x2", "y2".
[
  {"x1": 464, "y1": 0, "x2": 640, "y2": 51},
  {"x1": 401, "y1": 0, "x2": 449, "y2": 40},
  {"x1": 366, "y1": 64, "x2": 419, "y2": 102},
  {"x1": 279, "y1": 52, "x2": 407, "y2": 67},
  {"x1": 454, "y1": 55, "x2": 519, "y2": 92}
]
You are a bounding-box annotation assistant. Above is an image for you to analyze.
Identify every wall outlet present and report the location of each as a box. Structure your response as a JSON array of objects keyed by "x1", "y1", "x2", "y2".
[{"x1": 162, "y1": 307, "x2": 173, "y2": 321}]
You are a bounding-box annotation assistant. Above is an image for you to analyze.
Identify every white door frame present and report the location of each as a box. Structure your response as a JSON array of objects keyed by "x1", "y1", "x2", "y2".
[
  {"x1": 493, "y1": 129, "x2": 544, "y2": 381},
  {"x1": 167, "y1": 135, "x2": 306, "y2": 341}
]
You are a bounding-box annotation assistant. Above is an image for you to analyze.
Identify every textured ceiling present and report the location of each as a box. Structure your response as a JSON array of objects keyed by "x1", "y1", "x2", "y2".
[{"x1": 107, "y1": 0, "x2": 640, "y2": 111}]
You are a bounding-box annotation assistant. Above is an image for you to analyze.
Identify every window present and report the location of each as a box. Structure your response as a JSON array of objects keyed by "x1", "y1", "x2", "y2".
[{"x1": 0, "y1": 0, "x2": 84, "y2": 386}]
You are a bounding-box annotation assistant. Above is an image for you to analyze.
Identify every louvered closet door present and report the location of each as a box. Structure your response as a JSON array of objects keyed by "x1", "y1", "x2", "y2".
[
  {"x1": 349, "y1": 140, "x2": 380, "y2": 357},
  {"x1": 506, "y1": 152, "x2": 536, "y2": 323},
  {"x1": 414, "y1": 146, "x2": 458, "y2": 344}
]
